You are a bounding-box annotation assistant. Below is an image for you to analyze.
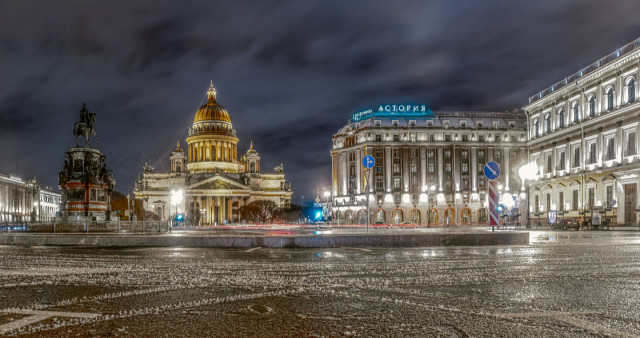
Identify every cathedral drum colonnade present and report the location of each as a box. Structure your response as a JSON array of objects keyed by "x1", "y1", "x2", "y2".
[{"x1": 134, "y1": 83, "x2": 292, "y2": 225}]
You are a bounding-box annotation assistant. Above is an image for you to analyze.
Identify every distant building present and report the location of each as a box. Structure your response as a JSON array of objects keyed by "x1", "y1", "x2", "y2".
[
  {"x1": 0, "y1": 172, "x2": 61, "y2": 223},
  {"x1": 134, "y1": 83, "x2": 292, "y2": 224},
  {"x1": 524, "y1": 37, "x2": 640, "y2": 226},
  {"x1": 331, "y1": 105, "x2": 527, "y2": 225},
  {"x1": 39, "y1": 187, "x2": 62, "y2": 222}
]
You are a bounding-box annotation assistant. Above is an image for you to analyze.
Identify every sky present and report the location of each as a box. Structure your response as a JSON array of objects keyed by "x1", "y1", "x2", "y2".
[{"x1": 1, "y1": 0, "x2": 639, "y2": 204}]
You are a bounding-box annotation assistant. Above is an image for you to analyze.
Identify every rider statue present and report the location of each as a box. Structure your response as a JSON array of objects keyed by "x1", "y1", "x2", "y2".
[{"x1": 73, "y1": 103, "x2": 98, "y2": 147}]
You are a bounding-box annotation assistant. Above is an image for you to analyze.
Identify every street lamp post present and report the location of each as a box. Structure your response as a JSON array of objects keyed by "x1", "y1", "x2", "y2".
[
  {"x1": 323, "y1": 191, "x2": 331, "y2": 224},
  {"x1": 170, "y1": 189, "x2": 184, "y2": 232},
  {"x1": 519, "y1": 162, "x2": 538, "y2": 228}
]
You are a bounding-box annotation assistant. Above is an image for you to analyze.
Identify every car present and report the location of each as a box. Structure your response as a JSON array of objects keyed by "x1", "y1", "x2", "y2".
[{"x1": 551, "y1": 218, "x2": 580, "y2": 230}]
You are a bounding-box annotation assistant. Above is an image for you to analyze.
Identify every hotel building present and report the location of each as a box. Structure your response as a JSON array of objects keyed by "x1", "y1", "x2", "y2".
[{"x1": 330, "y1": 105, "x2": 527, "y2": 225}]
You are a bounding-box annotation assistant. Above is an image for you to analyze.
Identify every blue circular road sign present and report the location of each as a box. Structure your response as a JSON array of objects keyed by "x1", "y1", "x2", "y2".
[
  {"x1": 362, "y1": 155, "x2": 375, "y2": 169},
  {"x1": 484, "y1": 161, "x2": 501, "y2": 180}
]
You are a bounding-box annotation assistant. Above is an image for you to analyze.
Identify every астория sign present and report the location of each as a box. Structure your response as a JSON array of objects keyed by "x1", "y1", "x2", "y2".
[{"x1": 351, "y1": 104, "x2": 434, "y2": 121}]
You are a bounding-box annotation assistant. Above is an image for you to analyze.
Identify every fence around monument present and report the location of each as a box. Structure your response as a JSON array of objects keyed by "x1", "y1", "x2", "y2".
[{"x1": 0, "y1": 221, "x2": 169, "y2": 233}]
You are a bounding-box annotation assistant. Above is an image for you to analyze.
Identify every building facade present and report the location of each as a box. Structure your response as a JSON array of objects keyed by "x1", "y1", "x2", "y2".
[
  {"x1": 331, "y1": 105, "x2": 528, "y2": 225},
  {"x1": 134, "y1": 83, "x2": 292, "y2": 224},
  {"x1": 524, "y1": 37, "x2": 640, "y2": 226},
  {"x1": 0, "y1": 173, "x2": 61, "y2": 223}
]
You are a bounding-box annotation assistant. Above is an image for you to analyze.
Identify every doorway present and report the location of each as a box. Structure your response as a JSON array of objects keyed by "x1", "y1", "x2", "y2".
[{"x1": 624, "y1": 184, "x2": 637, "y2": 225}]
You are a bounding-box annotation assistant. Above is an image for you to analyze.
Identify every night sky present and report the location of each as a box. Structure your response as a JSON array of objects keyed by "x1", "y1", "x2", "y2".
[{"x1": 1, "y1": 0, "x2": 639, "y2": 204}]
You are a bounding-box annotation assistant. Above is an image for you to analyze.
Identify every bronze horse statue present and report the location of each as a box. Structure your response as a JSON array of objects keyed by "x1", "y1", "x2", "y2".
[{"x1": 73, "y1": 103, "x2": 98, "y2": 147}]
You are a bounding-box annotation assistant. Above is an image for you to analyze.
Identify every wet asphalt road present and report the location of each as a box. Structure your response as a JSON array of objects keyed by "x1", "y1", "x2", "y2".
[{"x1": 0, "y1": 231, "x2": 639, "y2": 337}]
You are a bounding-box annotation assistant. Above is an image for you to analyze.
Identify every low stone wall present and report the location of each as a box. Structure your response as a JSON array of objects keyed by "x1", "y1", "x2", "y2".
[{"x1": 0, "y1": 232, "x2": 528, "y2": 248}]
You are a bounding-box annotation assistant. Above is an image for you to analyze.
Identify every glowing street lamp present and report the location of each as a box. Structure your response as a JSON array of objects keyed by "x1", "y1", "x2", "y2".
[
  {"x1": 518, "y1": 162, "x2": 539, "y2": 228},
  {"x1": 170, "y1": 189, "x2": 184, "y2": 229}
]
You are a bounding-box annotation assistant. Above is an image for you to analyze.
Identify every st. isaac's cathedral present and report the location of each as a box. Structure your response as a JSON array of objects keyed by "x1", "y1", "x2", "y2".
[{"x1": 134, "y1": 83, "x2": 293, "y2": 224}]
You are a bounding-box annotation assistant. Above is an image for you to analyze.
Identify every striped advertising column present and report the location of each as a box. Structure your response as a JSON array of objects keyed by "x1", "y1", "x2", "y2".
[{"x1": 489, "y1": 181, "x2": 499, "y2": 228}]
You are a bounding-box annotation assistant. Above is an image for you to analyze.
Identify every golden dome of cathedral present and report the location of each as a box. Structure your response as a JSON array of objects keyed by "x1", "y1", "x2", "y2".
[{"x1": 193, "y1": 82, "x2": 231, "y2": 124}]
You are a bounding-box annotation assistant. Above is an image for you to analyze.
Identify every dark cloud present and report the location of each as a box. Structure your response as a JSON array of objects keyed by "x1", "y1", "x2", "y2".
[{"x1": 1, "y1": 0, "x2": 640, "y2": 200}]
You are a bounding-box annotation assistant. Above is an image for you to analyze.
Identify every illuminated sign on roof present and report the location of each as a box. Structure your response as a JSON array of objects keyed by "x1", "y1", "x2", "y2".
[{"x1": 352, "y1": 104, "x2": 434, "y2": 121}]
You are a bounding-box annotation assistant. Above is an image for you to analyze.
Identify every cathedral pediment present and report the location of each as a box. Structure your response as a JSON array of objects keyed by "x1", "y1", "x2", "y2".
[{"x1": 186, "y1": 175, "x2": 251, "y2": 191}]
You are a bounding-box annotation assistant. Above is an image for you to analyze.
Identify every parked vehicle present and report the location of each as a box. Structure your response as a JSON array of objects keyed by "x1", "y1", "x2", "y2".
[{"x1": 551, "y1": 218, "x2": 580, "y2": 230}]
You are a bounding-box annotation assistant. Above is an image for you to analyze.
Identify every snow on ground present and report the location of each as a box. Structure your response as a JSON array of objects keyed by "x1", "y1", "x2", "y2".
[{"x1": 0, "y1": 232, "x2": 639, "y2": 336}]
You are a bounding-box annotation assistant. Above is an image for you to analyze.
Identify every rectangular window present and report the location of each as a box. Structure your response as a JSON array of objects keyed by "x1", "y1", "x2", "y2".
[
  {"x1": 428, "y1": 161, "x2": 435, "y2": 173},
  {"x1": 374, "y1": 149, "x2": 382, "y2": 157},
  {"x1": 375, "y1": 134, "x2": 382, "y2": 142},
  {"x1": 393, "y1": 178, "x2": 401, "y2": 191},
  {"x1": 572, "y1": 190, "x2": 579, "y2": 211},
  {"x1": 546, "y1": 194, "x2": 551, "y2": 212},
  {"x1": 606, "y1": 185, "x2": 613, "y2": 208},
  {"x1": 495, "y1": 134, "x2": 501, "y2": 143},
  {"x1": 462, "y1": 135, "x2": 468, "y2": 142},
  {"x1": 429, "y1": 135, "x2": 435, "y2": 142},
  {"x1": 606, "y1": 138, "x2": 615, "y2": 161},
  {"x1": 428, "y1": 150, "x2": 435, "y2": 158},
  {"x1": 461, "y1": 163, "x2": 469, "y2": 174},
  {"x1": 588, "y1": 188, "x2": 594, "y2": 209},
  {"x1": 546, "y1": 154, "x2": 552, "y2": 173},
  {"x1": 588, "y1": 143, "x2": 597, "y2": 164},
  {"x1": 445, "y1": 163, "x2": 452, "y2": 173},
  {"x1": 410, "y1": 134, "x2": 417, "y2": 142},
  {"x1": 479, "y1": 135, "x2": 485, "y2": 142},
  {"x1": 393, "y1": 149, "x2": 399, "y2": 158},
  {"x1": 393, "y1": 135, "x2": 400, "y2": 142},
  {"x1": 376, "y1": 177, "x2": 383, "y2": 189},
  {"x1": 573, "y1": 147, "x2": 580, "y2": 168},
  {"x1": 559, "y1": 192, "x2": 564, "y2": 211},
  {"x1": 393, "y1": 163, "x2": 400, "y2": 174},
  {"x1": 445, "y1": 150, "x2": 451, "y2": 158},
  {"x1": 558, "y1": 151, "x2": 565, "y2": 170},
  {"x1": 375, "y1": 164, "x2": 383, "y2": 174},
  {"x1": 535, "y1": 195, "x2": 539, "y2": 212},
  {"x1": 626, "y1": 131, "x2": 637, "y2": 156},
  {"x1": 461, "y1": 121, "x2": 467, "y2": 127},
  {"x1": 410, "y1": 163, "x2": 417, "y2": 173},
  {"x1": 461, "y1": 150, "x2": 468, "y2": 158},
  {"x1": 427, "y1": 120, "x2": 433, "y2": 127},
  {"x1": 494, "y1": 150, "x2": 502, "y2": 162},
  {"x1": 445, "y1": 134, "x2": 451, "y2": 142},
  {"x1": 493, "y1": 121, "x2": 499, "y2": 129}
]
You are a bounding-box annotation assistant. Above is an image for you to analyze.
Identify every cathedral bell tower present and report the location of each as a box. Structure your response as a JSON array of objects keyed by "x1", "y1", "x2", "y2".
[
  {"x1": 244, "y1": 141, "x2": 261, "y2": 173},
  {"x1": 170, "y1": 142, "x2": 186, "y2": 173}
]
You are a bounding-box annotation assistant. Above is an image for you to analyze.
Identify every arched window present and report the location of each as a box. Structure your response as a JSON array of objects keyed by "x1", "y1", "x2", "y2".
[
  {"x1": 478, "y1": 208, "x2": 488, "y2": 223},
  {"x1": 588, "y1": 96, "x2": 596, "y2": 117},
  {"x1": 557, "y1": 109, "x2": 564, "y2": 128},
  {"x1": 392, "y1": 209, "x2": 403, "y2": 224},
  {"x1": 545, "y1": 114, "x2": 551, "y2": 133},
  {"x1": 572, "y1": 102, "x2": 579, "y2": 123},
  {"x1": 534, "y1": 119, "x2": 539, "y2": 138},
  {"x1": 627, "y1": 78, "x2": 635, "y2": 103},
  {"x1": 409, "y1": 209, "x2": 420, "y2": 224},
  {"x1": 357, "y1": 210, "x2": 367, "y2": 224},
  {"x1": 375, "y1": 209, "x2": 386, "y2": 223},
  {"x1": 250, "y1": 162, "x2": 256, "y2": 173},
  {"x1": 605, "y1": 87, "x2": 614, "y2": 111}
]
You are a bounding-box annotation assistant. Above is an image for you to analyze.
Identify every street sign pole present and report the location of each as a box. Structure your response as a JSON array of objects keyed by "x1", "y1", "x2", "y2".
[
  {"x1": 365, "y1": 169, "x2": 371, "y2": 234},
  {"x1": 484, "y1": 162, "x2": 501, "y2": 233},
  {"x1": 362, "y1": 155, "x2": 376, "y2": 234}
]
